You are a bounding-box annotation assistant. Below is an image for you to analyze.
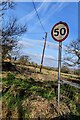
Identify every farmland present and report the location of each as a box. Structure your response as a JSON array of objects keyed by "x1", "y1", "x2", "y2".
[{"x1": 1, "y1": 61, "x2": 80, "y2": 119}]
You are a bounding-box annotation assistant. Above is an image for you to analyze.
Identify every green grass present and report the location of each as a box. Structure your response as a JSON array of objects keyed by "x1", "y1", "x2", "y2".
[
  {"x1": 0, "y1": 77, "x2": 2, "y2": 82},
  {"x1": 61, "y1": 84, "x2": 79, "y2": 101},
  {"x1": 2, "y1": 73, "x2": 79, "y2": 101},
  {"x1": 2, "y1": 72, "x2": 80, "y2": 118},
  {"x1": 2, "y1": 74, "x2": 56, "y2": 104}
]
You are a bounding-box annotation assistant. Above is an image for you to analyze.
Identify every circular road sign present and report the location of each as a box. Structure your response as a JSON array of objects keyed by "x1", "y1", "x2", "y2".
[{"x1": 51, "y1": 21, "x2": 69, "y2": 42}]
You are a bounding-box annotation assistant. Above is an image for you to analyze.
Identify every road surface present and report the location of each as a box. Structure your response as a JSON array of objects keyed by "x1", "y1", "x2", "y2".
[{"x1": 61, "y1": 80, "x2": 80, "y2": 89}]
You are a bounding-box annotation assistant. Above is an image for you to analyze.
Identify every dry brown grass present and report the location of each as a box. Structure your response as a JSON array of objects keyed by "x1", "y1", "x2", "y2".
[{"x1": 2, "y1": 64, "x2": 79, "y2": 83}]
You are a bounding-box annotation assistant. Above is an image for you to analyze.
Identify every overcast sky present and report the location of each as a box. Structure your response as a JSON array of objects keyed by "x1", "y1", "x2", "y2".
[{"x1": 4, "y1": 1, "x2": 78, "y2": 67}]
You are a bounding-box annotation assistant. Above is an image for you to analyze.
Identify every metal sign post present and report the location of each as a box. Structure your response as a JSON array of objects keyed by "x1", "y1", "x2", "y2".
[
  {"x1": 51, "y1": 21, "x2": 69, "y2": 110},
  {"x1": 58, "y1": 42, "x2": 62, "y2": 107}
]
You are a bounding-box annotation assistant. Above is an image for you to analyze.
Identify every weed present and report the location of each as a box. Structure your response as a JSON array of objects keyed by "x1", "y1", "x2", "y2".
[{"x1": 7, "y1": 73, "x2": 15, "y2": 85}]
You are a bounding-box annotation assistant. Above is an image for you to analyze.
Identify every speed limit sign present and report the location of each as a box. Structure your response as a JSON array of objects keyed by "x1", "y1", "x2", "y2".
[
  {"x1": 51, "y1": 21, "x2": 69, "y2": 42},
  {"x1": 51, "y1": 21, "x2": 69, "y2": 108}
]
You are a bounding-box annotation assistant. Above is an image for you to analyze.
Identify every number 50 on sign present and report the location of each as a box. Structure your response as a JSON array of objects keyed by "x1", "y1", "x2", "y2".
[{"x1": 51, "y1": 21, "x2": 69, "y2": 42}]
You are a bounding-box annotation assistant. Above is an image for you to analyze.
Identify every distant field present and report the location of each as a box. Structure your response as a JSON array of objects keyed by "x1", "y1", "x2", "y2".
[{"x1": 2, "y1": 63, "x2": 79, "y2": 83}]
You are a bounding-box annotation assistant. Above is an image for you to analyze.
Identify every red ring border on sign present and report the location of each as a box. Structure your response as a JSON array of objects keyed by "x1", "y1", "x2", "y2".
[{"x1": 51, "y1": 21, "x2": 69, "y2": 42}]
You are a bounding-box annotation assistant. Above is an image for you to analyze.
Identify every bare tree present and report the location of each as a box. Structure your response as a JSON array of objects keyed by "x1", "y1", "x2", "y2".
[
  {"x1": 0, "y1": 1, "x2": 27, "y2": 60},
  {"x1": 64, "y1": 39, "x2": 80, "y2": 67},
  {"x1": 1, "y1": 17, "x2": 27, "y2": 60},
  {"x1": 0, "y1": 0, "x2": 15, "y2": 17},
  {"x1": 19, "y1": 55, "x2": 30, "y2": 65}
]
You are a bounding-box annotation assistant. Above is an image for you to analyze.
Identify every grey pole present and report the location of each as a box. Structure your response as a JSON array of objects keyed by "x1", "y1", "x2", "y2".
[{"x1": 58, "y1": 42, "x2": 62, "y2": 108}]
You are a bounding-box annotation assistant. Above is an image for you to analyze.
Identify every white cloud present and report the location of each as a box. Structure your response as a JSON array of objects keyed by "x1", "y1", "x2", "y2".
[
  {"x1": 18, "y1": 37, "x2": 67, "y2": 67},
  {"x1": 18, "y1": 1, "x2": 46, "y2": 23},
  {"x1": 17, "y1": 2, "x2": 65, "y2": 30},
  {"x1": 18, "y1": 37, "x2": 67, "y2": 50},
  {"x1": 26, "y1": 52, "x2": 58, "y2": 67},
  {"x1": 18, "y1": 40, "x2": 34, "y2": 47},
  {"x1": 14, "y1": 0, "x2": 78, "y2": 2}
]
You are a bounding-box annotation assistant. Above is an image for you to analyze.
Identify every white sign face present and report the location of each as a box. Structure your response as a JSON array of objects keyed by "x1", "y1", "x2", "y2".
[{"x1": 51, "y1": 21, "x2": 69, "y2": 42}]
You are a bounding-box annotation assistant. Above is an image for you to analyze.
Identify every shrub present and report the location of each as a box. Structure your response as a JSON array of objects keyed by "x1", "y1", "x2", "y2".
[
  {"x1": 7, "y1": 73, "x2": 15, "y2": 84},
  {"x1": 61, "y1": 65, "x2": 70, "y2": 73},
  {"x1": 74, "y1": 69, "x2": 80, "y2": 75},
  {"x1": 7, "y1": 73, "x2": 15, "y2": 80}
]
